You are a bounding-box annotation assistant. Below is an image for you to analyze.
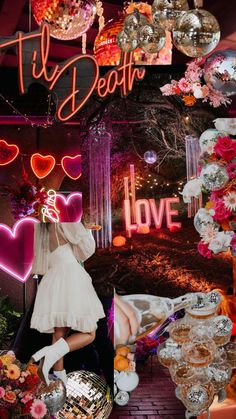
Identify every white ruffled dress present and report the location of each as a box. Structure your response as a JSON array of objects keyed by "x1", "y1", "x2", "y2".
[{"x1": 30, "y1": 223, "x2": 105, "y2": 334}]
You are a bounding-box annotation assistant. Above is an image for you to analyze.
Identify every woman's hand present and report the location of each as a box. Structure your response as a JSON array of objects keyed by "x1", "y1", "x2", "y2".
[
  {"x1": 84, "y1": 223, "x2": 102, "y2": 231},
  {"x1": 114, "y1": 294, "x2": 140, "y2": 345}
]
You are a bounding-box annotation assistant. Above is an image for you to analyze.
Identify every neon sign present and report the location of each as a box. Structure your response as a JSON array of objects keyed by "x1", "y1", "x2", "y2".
[
  {"x1": 61, "y1": 154, "x2": 82, "y2": 180},
  {"x1": 124, "y1": 197, "x2": 182, "y2": 233},
  {"x1": 0, "y1": 217, "x2": 38, "y2": 283},
  {"x1": 0, "y1": 139, "x2": 19, "y2": 165},
  {"x1": 31, "y1": 153, "x2": 56, "y2": 179},
  {"x1": 41, "y1": 190, "x2": 83, "y2": 222},
  {"x1": 0, "y1": 24, "x2": 146, "y2": 122}
]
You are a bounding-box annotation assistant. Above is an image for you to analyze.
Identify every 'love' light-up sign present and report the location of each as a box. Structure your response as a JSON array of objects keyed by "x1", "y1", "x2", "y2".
[
  {"x1": 124, "y1": 197, "x2": 182, "y2": 233},
  {"x1": 0, "y1": 217, "x2": 38, "y2": 282},
  {"x1": 0, "y1": 24, "x2": 146, "y2": 122}
]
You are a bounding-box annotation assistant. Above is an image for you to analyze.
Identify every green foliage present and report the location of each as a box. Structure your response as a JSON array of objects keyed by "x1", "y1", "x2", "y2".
[{"x1": 0, "y1": 294, "x2": 21, "y2": 346}]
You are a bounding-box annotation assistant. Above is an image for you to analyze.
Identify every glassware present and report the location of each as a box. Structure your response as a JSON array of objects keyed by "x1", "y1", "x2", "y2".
[
  {"x1": 207, "y1": 362, "x2": 232, "y2": 392},
  {"x1": 168, "y1": 318, "x2": 192, "y2": 344},
  {"x1": 179, "y1": 382, "x2": 215, "y2": 415},
  {"x1": 182, "y1": 337, "x2": 217, "y2": 367},
  {"x1": 157, "y1": 338, "x2": 182, "y2": 367},
  {"x1": 224, "y1": 342, "x2": 236, "y2": 368},
  {"x1": 185, "y1": 291, "x2": 221, "y2": 320},
  {"x1": 210, "y1": 316, "x2": 233, "y2": 346},
  {"x1": 170, "y1": 361, "x2": 198, "y2": 385}
]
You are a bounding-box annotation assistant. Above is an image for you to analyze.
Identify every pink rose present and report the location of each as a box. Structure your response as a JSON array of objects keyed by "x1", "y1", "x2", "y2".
[
  {"x1": 213, "y1": 200, "x2": 232, "y2": 222},
  {"x1": 210, "y1": 189, "x2": 225, "y2": 202},
  {"x1": 198, "y1": 241, "x2": 213, "y2": 259},
  {"x1": 227, "y1": 162, "x2": 236, "y2": 179},
  {"x1": 178, "y1": 78, "x2": 192, "y2": 93},
  {"x1": 214, "y1": 136, "x2": 236, "y2": 162}
]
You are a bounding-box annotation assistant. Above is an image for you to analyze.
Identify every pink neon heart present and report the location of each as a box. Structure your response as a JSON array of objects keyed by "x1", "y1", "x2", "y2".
[
  {"x1": 54, "y1": 193, "x2": 83, "y2": 222},
  {"x1": 0, "y1": 218, "x2": 39, "y2": 283},
  {"x1": 61, "y1": 155, "x2": 82, "y2": 180}
]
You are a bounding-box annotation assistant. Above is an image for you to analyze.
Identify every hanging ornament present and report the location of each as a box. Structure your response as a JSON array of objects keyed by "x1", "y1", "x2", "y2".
[
  {"x1": 152, "y1": 0, "x2": 189, "y2": 31},
  {"x1": 200, "y1": 163, "x2": 229, "y2": 192},
  {"x1": 144, "y1": 150, "x2": 158, "y2": 164},
  {"x1": 138, "y1": 24, "x2": 166, "y2": 54},
  {"x1": 124, "y1": 10, "x2": 148, "y2": 38},
  {"x1": 172, "y1": 9, "x2": 220, "y2": 57},
  {"x1": 0, "y1": 139, "x2": 19, "y2": 166},
  {"x1": 32, "y1": 0, "x2": 97, "y2": 40},
  {"x1": 116, "y1": 30, "x2": 139, "y2": 52},
  {"x1": 204, "y1": 50, "x2": 236, "y2": 96},
  {"x1": 82, "y1": 33, "x2": 87, "y2": 54}
]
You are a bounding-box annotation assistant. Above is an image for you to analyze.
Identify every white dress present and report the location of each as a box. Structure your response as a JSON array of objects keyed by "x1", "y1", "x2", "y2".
[{"x1": 30, "y1": 223, "x2": 105, "y2": 334}]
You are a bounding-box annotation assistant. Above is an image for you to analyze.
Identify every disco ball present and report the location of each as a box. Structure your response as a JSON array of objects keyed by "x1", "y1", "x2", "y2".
[
  {"x1": 172, "y1": 9, "x2": 220, "y2": 57},
  {"x1": 204, "y1": 50, "x2": 236, "y2": 96},
  {"x1": 144, "y1": 150, "x2": 158, "y2": 164},
  {"x1": 116, "y1": 30, "x2": 138, "y2": 52},
  {"x1": 32, "y1": 0, "x2": 97, "y2": 40},
  {"x1": 124, "y1": 10, "x2": 148, "y2": 38},
  {"x1": 36, "y1": 375, "x2": 66, "y2": 415},
  {"x1": 138, "y1": 24, "x2": 166, "y2": 54},
  {"x1": 152, "y1": 0, "x2": 189, "y2": 31},
  {"x1": 56, "y1": 371, "x2": 113, "y2": 418},
  {"x1": 200, "y1": 162, "x2": 229, "y2": 192}
]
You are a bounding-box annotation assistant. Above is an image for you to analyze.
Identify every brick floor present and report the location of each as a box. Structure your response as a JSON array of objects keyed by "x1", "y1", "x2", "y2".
[{"x1": 110, "y1": 356, "x2": 186, "y2": 419}]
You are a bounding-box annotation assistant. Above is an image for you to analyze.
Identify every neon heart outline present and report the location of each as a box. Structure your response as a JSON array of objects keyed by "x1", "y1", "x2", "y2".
[
  {"x1": 31, "y1": 153, "x2": 56, "y2": 179},
  {"x1": 0, "y1": 217, "x2": 39, "y2": 283},
  {"x1": 54, "y1": 192, "x2": 83, "y2": 222},
  {"x1": 61, "y1": 154, "x2": 82, "y2": 180},
  {"x1": 0, "y1": 139, "x2": 19, "y2": 166}
]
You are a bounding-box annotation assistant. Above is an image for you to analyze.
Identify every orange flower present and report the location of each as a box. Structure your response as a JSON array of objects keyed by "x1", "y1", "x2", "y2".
[
  {"x1": 114, "y1": 354, "x2": 129, "y2": 371},
  {"x1": 221, "y1": 221, "x2": 231, "y2": 231},
  {"x1": 27, "y1": 363, "x2": 39, "y2": 376},
  {"x1": 0, "y1": 354, "x2": 14, "y2": 367},
  {"x1": 6, "y1": 364, "x2": 21, "y2": 380},
  {"x1": 116, "y1": 346, "x2": 130, "y2": 357},
  {"x1": 3, "y1": 390, "x2": 17, "y2": 404},
  {"x1": 205, "y1": 201, "x2": 215, "y2": 210},
  {"x1": 182, "y1": 95, "x2": 197, "y2": 106}
]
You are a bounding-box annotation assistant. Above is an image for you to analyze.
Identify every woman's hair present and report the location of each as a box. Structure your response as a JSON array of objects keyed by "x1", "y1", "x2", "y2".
[{"x1": 40, "y1": 222, "x2": 50, "y2": 231}]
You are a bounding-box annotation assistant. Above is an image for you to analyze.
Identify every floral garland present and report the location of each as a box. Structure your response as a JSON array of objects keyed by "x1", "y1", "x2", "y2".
[
  {"x1": 0, "y1": 172, "x2": 47, "y2": 220},
  {"x1": 0, "y1": 351, "x2": 47, "y2": 419},
  {"x1": 160, "y1": 59, "x2": 231, "y2": 108},
  {"x1": 182, "y1": 120, "x2": 236, "y2": 258}
]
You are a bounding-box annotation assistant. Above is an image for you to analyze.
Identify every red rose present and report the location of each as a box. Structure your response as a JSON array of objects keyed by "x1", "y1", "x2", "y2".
[
  {"x1": 198, "y1": 241, "x2": 213, "y2": 259},
  {"x1": 214, "y1": 136, "x2": 236, "y2": 162},
  {"x1": 213, "y1": 200, "x2": 231, "y2": 222},
  {"x1": 21, "y1": 400, "x2": 33, "y2": 414}
]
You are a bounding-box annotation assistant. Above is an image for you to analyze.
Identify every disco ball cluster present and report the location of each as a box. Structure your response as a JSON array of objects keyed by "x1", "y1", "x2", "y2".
[
  {"x1": 117, "y1": 0, "x2": 221, "y2": 58},
  {"x1": 32, "y1": 0, "x2": 97, "y2": 40}
]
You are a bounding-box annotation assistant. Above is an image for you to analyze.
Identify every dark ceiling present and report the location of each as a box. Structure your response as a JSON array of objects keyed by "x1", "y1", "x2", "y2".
[{"x1": 0, "y1": 0, "x2": 235, "y2": 67}]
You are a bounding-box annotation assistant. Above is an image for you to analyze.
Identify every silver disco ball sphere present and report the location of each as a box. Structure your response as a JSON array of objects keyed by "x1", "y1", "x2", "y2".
[
  {"x1": 56, "y1": 371, "x2": 113, "y2": 418},
  {"x1": 36, "y1": 375, "x2": 66, "y2": 415}
]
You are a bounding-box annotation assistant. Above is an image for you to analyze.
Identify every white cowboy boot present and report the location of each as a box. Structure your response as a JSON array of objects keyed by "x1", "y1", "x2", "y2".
[
  {"x1": 32, "y1": 338, "x2": 70, "y2": 386},
  {"x1": 53, "y1": 369, "x2": 68, "y2": 386}
]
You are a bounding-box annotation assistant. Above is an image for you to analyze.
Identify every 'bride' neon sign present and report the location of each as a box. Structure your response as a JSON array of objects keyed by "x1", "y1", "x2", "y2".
[{"x1": 0, "y1": 24, "x2": 146, "y2": 122}]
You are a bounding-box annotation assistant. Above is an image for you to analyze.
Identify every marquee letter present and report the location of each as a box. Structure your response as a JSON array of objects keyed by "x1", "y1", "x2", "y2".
[
  {"x1": 165, "y1": 197, "x2": 182, "y2": 232},
  {"x1": 124, "y1": 199, "x2": 137, "y2": 232},
  {"x1": 135, "y1": 199, "x2": 151, "y2": 228},
  {"x1": 149, "y1": 198, "x2": 165, "y2": 230}
]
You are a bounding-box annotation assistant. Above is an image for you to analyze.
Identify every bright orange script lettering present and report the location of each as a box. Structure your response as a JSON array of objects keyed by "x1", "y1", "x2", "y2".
[{"x1": 0, "y1": 25, "x2": 146, "y2": 122}]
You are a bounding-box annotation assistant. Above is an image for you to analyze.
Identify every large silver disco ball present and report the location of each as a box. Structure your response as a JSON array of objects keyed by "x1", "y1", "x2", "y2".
[
  {"x1": 56, "y1": 371, "x2": 113, "y2": 418},
  {"x1": 36, "y1": 375, "x2": 66, "y2": 415},
  {"x1": 204, "y1": 50, "x2": 236, "y2": 96}
]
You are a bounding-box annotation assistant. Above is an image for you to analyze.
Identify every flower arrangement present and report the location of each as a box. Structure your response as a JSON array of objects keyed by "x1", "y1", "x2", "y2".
[
  {"x1": 0, "y1": 171, "x2": 47, "y2": 220},
  {"x1": 160, "y1": 59, "x2": 231, "y2": 108},
  {"x1": 0, "y1": 351, "x2": 48, "y2": 418},
  {"x1": 182, "y1": 119, "x2": 236, "y2": 258}
]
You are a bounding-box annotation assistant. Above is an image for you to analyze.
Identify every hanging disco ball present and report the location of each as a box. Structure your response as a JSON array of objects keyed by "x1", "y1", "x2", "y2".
[
  {"x1": 172, "y1": 9, "x2": 220, "y2": 57},
  {"x1": 123, "y1": 10, "x2": 148, "y2": 38},
  {"x1": 56, "y1": 371, "x2": 113, "y2": 418},
  {"x1": 204, "y1": 50, "x2": 236, "y2": 96},
  {"x1": 116, "y1": 30, "x2": 139, "y2": 53},
  {"x1": 144, "y1": 150, "x2": 158, "y2": 164},
  {"x1": 152, "y1": 0, "x2": 189, "y2": 31},
  {"x1": 32, "y1": 0, "x2": 97, "y2": 40},
  {"x1": 138, "y1": 23, "x2": 166, "y2": 54}
]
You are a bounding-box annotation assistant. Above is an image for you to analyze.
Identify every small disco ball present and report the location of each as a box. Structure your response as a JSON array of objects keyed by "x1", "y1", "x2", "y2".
[
  {"x1": 144, "y1": 150, "x2": 158, "y2": 164},
  {"x1": 32, "y1": 0, "x2": 97, "y2": 40},
  {"x1": 204, "y1": 50, "x2": 236, "y2": 96},
  {"x1": 36, "y1": 375, "x2": 66, "y2": 415},
  {"x1": 56, "y1": 371, "x2": 113, "y2": 418}
]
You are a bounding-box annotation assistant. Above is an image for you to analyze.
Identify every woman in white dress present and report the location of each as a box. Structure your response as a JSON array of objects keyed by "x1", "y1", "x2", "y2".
[{"x1": 30, "y1": 222, "x2": 105, "y2": 385}]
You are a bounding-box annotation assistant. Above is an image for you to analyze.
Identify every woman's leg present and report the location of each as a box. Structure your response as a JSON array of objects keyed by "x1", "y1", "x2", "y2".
[
  {"x1": 52, "y1": 327, "x2": 70, "y2": 371},
  {"x1": 65, "y1": 330, "x2": 96, "y2": 352}
]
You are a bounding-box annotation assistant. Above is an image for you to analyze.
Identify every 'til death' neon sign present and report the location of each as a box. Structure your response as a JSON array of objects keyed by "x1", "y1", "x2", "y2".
[{"x1": 0, "y1": 24, "x2": 146, "y2": 122}]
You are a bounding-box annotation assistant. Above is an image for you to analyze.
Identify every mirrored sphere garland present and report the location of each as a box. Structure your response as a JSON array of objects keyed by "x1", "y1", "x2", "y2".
[
  {"x1": 157, "y1": 291, "x2": 236, "y2": 418},
  {"x1": 116, "y1": 1, "x2": 220, "y2": 58}
]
